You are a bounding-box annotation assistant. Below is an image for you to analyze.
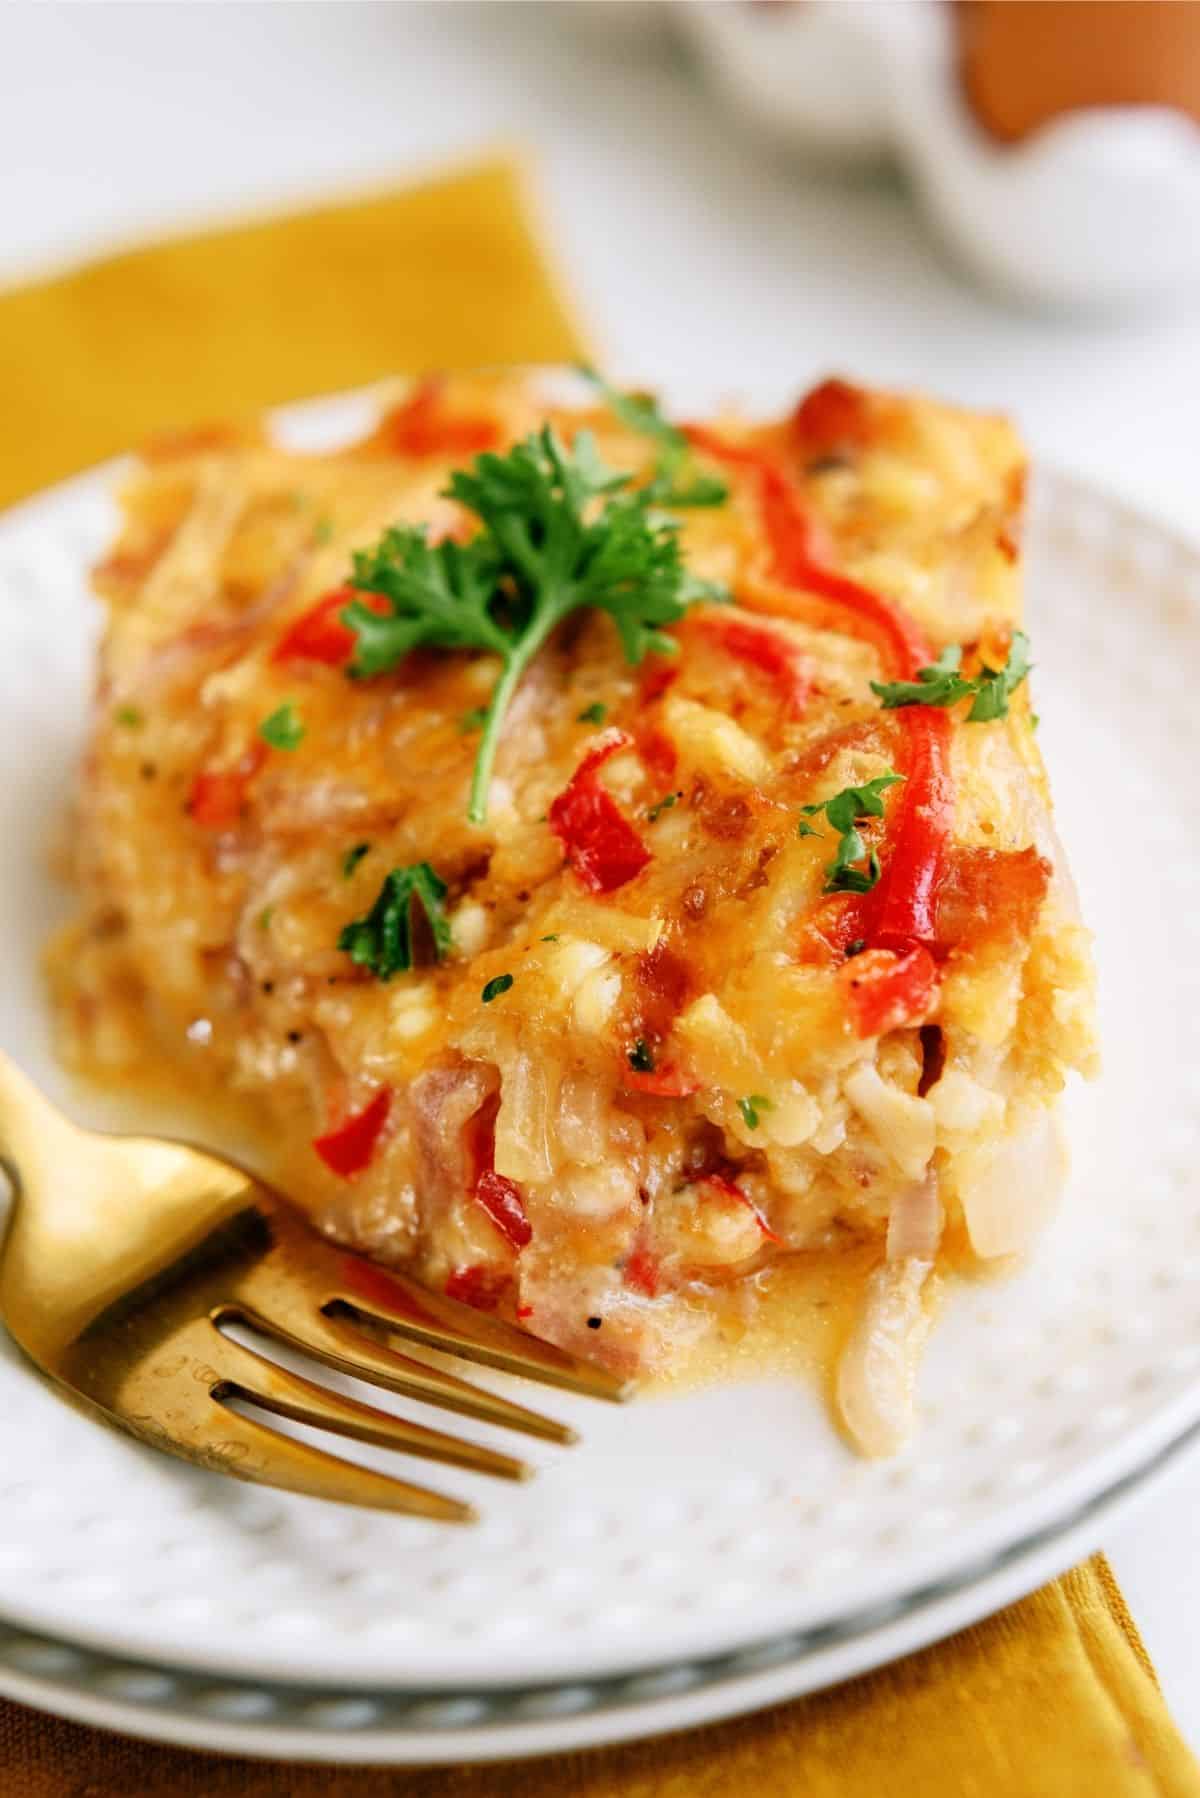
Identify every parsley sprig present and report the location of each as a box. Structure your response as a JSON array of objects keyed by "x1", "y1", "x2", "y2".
[
  {"x1": 338, "y1": 863, "x2": 451, "y2": 980},
  {"x1": 798, "y1": 771, "x2": 904, "y2": 895},
  {"x1": 344, "y1": 428, "x2": 721, "y2": 823},
  {"x1": 579, "y1": 366, "x2": 728, "y2": 508},
  {"x1": 871, "y1": 632, "x2": 1031, "y2": 722}
]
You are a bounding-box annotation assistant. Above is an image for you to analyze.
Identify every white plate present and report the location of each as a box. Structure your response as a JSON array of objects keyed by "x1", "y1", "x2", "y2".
[
  {"x1": 1, "y1": 398, "x2": 1197, "y2": 1702},
  {"x1": 0, "y1": 1422, "x2": 1196, "y2": 1764}
]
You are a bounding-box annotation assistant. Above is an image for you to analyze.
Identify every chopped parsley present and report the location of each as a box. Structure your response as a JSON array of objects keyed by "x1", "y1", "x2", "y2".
[
  {"x1": 646, "y1": 791, "x2": 681, "y2": 822},
  {"x1": 481, "y1": 972, "x2": 514, "y2": 1003},
  {"x1": 257, "y1": 906, "x2": 273, "y2": 932},
  {"x1": 578, "y1": 366, "x2": 728, "y2": 508},
  {"x1": 871, "y1": 632, "x2": 1032, "y2": 723},
  {"x1": 577, "y1": 702, "x2": 608, "y2": 725},
  {"x1": 845, "y1": 937, "x2": 867, "y2": 958},
  {"x1": 344, "y1": 428, "x2": 723, "y2": 823},
  {"x1": 798, "y1": 771, "x2": 905, "y2": 895},
  {"x1": 738, "y1": 1094, "x2": 771, "y2": 1130},
  {"x1": 113, "y1": 704, "x2": 143, "y2": 729},
  {"x1": 259, "y1": 702, "x2": 305, "y2": 751},
  {"x1": 342, "y1": 842, "x2": 370, "y2": 879},
  {"x1": 540, "y1": 933, "x2": 559, "y2": 943},
  {"x1": 628, "y1": 1037, "x2": 655, "y2": 1073},
  {"x1": 458, "y1": 705, "x2": 489, "y2": 734},
  {"x1": 338, "y1": 863, "x2": 451, "y2": 980}
]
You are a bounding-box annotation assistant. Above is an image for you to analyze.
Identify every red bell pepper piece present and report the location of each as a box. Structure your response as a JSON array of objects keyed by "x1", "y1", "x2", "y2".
[
  {"x1": 840, "y1": 945, "x2": 939, "y2": 1038},
  {"x1": 188, "y1": 770, "x2": 248, "y2": 830},
  {"x1": 683, "y1": 428, "x2": 955, "y2": 958},
  {"x1": 272, "y1": 587, "x2": 391, "y2": 667},
  {"x1": 638, "y1": 656, "x2": 679, "y2": 706},
  {"x1": 548, "y1": 728, "x2": 651, "y2": 895},
  {"x1": 384, "y1": 377, "x2": 500, "y2": 458},
  {"x1": 763, "y1": 473, "x2": 927, "y2": 671},
  {"x1": 474, "y1": 1169, "x2": 533, "y2": 1251},
  {"x1": 692, "y1": 611, "x2": 811, "y2": 718},
  {"x1": 312, "y1": 1086, "x2": 392, "y2": 1177},
  {"x1": 684, "y1": 426, "x2": 930, "y2": 675},
  {"x1": 187, "y1": 741, "x2": 267, "y2": 829},
  {"x1": 465, "y1": 1092, "x2": 532, "y2": 1251},
  {"x1": 866, "y1": 706, "x2": 954, "y2": 951}
]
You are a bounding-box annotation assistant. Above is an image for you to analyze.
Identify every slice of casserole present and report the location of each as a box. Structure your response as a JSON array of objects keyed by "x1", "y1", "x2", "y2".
[{"x1": 51, "y1": 369, "x2": 1097, "y2": 1453}]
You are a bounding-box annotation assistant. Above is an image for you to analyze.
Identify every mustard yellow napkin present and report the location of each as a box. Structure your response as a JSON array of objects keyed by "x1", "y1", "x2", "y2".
[{"x1": 0, "y1": 156, "x2": 1196, "y2": 1796}]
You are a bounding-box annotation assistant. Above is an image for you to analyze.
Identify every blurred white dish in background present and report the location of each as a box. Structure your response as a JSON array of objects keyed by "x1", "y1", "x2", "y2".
[
  {"x1": 675, "y1": 0, "x2": 1200, "y2": 312},
  {"x1": 671, "y1": 0, "x2": 894, "y2": 164}
]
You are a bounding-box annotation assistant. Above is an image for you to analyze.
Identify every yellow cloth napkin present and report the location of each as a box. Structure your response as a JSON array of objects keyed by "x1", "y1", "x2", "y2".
[
  {"x1": 0, "y1": 155, "x2": 1196, "y2": 1795},
  {"x1": 0, "y1": 156, "x2": 581, "y2": 510},
  {"x1": 0, "y1": 1563, "x2": 1195, "y2": 1796}
]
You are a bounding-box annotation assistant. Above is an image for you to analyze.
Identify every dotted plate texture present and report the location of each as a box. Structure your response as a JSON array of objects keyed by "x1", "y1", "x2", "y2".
[{"x1": 0, "y1": 393, "x2": 1196, "y2": 1698}]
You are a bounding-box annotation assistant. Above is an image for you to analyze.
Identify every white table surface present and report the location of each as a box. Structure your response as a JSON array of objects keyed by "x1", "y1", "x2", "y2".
[{"x1": 2, "y1": 0, "x2": 1198, "y2": 1750}]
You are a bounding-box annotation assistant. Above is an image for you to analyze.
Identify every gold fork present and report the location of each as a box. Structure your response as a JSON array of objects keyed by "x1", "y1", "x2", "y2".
[{"x1": 0, "y1": 1051, "x2": 628, "y2": 1523}]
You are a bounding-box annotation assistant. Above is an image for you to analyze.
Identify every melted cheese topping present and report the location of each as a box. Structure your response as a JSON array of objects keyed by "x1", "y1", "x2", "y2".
[{"x1": 49, "y1": 370, "x2": 1097, "y2": 1448}]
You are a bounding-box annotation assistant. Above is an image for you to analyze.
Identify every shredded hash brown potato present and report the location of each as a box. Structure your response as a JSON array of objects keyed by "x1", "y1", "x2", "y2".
[{"x1": 49, "y1": 369, "x2": 1097, "y2": 1454}]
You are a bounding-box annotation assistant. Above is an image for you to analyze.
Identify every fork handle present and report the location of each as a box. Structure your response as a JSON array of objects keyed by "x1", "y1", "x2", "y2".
[
  {"x1": 0, "y1": 1048, "x2": 254, "y2": 1358},
  {"x1": 0, "y1": 1049, "x2": 78, "y2": 1194}
]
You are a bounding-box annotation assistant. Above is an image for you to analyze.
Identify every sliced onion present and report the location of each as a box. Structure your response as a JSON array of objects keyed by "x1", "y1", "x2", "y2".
[
  {"x1": 836, "y1": 1258, "x2": 933, "y2": 1458},
  {"x1": 494, "y1": 1051, "x2": 558, "y2": 1184},
  {"x1": 886, "y1": 1170, "x2": 942, "y2": 1263},
  {"x1": 960, "y1": 1107, "x2": 1067, "y2": 1260},
  {"x1": 1035, "y1": 811, "x2": 1082, "y2": 923}
]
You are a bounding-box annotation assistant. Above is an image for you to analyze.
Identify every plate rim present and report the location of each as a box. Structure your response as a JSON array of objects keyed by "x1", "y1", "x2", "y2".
[{"x1": 1, "y1": 1419, "x2": 1196, "y2": 1764}]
